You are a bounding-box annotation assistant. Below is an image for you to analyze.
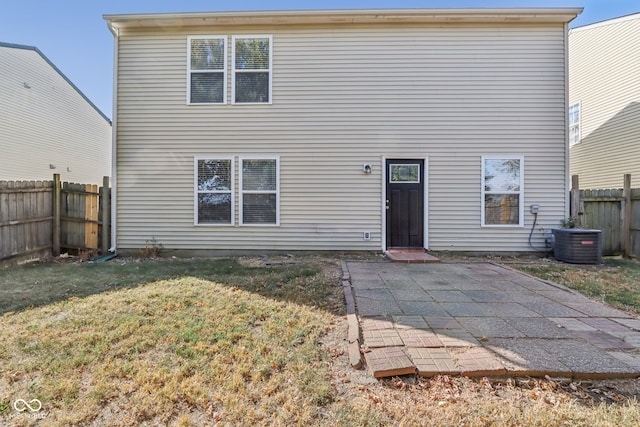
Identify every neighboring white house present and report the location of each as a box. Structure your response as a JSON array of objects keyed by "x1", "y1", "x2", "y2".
[
  {"x1": 0, "y1": 42, "x2": 112, "y2": 184},
  {"x1": 104, "y1": 8, "x2": 581, "y2": 254},
  {"x1": 569, "y1": 12, "x2": 640, "y2": 188}
]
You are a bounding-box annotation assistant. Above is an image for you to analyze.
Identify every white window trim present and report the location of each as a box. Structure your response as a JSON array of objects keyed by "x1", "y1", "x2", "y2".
[
  {"x1": 239, "y1": 155, "x2": 280, "y2": 226},
  {"x1": 231, "y1": 35, "x2": 273, "y2": 105},
  {"x1": 569, "y1": 102, "x2": 581, "y2": 146},
  {"x1": 481, "y1": 155, "x2": 524, "y2": 228},
  {"x1": 194, "y1": 156, "x2": 234, "y2": 226},
  {"x1": 187, "y1": 36, "x2": 227, "y2": 105}
]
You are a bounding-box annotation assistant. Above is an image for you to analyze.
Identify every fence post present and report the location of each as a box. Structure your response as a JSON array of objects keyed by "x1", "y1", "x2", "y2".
[
  {"x1": 570, "y1": 175, "x2": 582, "y2": 227},
  {"x1": 52, "y1": 174, "x2": 61, "y2": 256},
  {"x1": 623, "y1": 174, "x2": 632, "y2": 258},
  {"x1": 101, "y1": 176, "x2": 110, "y2": 254}
]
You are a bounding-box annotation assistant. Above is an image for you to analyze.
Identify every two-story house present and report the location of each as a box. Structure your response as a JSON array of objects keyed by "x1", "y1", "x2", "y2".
[
  {"x1": 0, "y1": 42, "x2": 112, "y2": 183},
  {"x1": 104, "y1": 8, "x2": 581, "y2": 254},
  {"x1": 569, "y1": 12, "x2": 640, "y2": 188}
]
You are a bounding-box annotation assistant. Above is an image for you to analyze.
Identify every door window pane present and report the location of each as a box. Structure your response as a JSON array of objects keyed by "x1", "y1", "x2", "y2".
[{"x1": 389, "y1": 164, "x2": 420, "y2": 183}]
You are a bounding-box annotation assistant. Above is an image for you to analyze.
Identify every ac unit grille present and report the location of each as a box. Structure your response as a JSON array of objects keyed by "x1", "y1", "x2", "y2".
[{"x1": 552, "y1": 229, "x2": 602, "y2": 264}]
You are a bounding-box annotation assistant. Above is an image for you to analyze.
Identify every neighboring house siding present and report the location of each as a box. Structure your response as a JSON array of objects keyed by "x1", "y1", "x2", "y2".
[
  {"x1": 0, "y1": 44, "x2": 111, "y2": 183},
  {"x1": 114, "y1": 22, "x2": 569, "y2": 252},
  {"x1": 569, "y1": 15, "x2": 640, "y2": 188}
]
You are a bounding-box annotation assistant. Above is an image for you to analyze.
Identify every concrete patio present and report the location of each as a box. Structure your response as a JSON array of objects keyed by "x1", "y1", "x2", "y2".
[{"x1": 343, "y1": 261, "x2": 640, "y2": 379}]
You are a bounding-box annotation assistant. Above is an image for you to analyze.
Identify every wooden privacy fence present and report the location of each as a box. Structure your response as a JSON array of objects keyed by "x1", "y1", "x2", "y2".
[
  {"x1": 0, "y1": 174, "x2": 110, "y2": 266},
  {"x1": 571, "y1": 174, "x2": 640, "y2": 257}
]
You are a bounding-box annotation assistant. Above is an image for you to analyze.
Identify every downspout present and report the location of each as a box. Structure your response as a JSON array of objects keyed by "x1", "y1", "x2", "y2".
[
  {"x1": 564, "y1": 22, "x2": 571, "y2": 219},
  {"x1": 107, "y1": 20, "x2": 119, "y2": 252}
]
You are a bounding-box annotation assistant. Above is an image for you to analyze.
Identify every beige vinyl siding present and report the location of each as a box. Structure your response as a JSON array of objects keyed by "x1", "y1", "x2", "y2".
[
  {"x1": 115, "y1": 22, "x2": 568, "y2": 252},
  {"x1": 569, "y1": 14, "x2": 640, "y2": 188},
  {"x1": 0, "y1": 46, "x2": 111, "y2": 183}
]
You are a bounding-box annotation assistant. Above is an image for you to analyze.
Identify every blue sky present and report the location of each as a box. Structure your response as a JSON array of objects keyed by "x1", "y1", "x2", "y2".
[{"x1": 1, "y1": 1, "x2": 637, "y2": 119}]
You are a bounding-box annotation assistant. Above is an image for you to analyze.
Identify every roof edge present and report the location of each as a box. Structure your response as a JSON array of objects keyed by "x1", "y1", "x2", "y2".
[
  {"x1": 0, "y1": 41, "x2": 111, "y2": 124},
  {"x1": 104, "y1": 8, "x2": 583, "y2": 29},
  {"x1": 569, "y1": 11, "x2": 640, "y2": 34}
]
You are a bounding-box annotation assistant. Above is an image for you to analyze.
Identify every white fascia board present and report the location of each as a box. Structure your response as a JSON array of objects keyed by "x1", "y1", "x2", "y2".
[{"x1": 104, "y1": 8, "x2": 583, "y2": 30}]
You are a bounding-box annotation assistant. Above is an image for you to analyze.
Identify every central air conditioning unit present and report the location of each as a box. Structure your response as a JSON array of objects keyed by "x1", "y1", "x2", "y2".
[{"x1": 552, "y1": 228, "x2": 602, "y2": 264}]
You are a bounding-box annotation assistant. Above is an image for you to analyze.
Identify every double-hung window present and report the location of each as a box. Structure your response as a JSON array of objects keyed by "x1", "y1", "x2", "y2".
[
  {"x1": 482, "y1": 156, "x2": 523, "y2": 227},
  {"x1": 195, "y1": 158, "x2": 233, "y2": 224},
  {"x1": 232, "y1": 35, "x2": 272, "y2": 104},
  {"x1": 194, "y1": 156, "x2": 280, "y2": 226},
  {"x1": 240, "y1": 157, "x2": 279, "y2": 225},
  {"x1": 569, "y1": 102, "x2": 581, "y2": 146},
  {"x1": 188, "y1": 36, "x2": 226, "y2": 104}
]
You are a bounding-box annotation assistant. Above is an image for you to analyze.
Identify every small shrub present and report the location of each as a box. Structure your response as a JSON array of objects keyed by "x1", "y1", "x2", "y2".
[
  {"x1": 139, "y1": 237, "x2": 163, "y2": 258},
  {"x1": 560, "y1": 216, "x2": 580, "y2": 228}
]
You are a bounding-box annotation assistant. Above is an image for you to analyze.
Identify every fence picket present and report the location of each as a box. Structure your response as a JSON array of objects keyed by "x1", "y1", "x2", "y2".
[
  {"x1": 0, "y1": 176, "x2": 110, "y2": 266},
  {"x1": 576, "y1": 174, "x2": 639, "y2": 258}
]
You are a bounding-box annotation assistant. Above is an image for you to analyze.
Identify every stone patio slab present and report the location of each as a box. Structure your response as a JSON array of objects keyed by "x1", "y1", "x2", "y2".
[
  {"x1": 613, "y1": 318, "x2": 640, "y2": 331},
  {"x1": 571, "y1": 330, "x2": 636, "y2": 350},
  {"x1": 450, "y1": 347, "x2": 506, "y2": 377},
  {"x1": 363, "y1": 347, "x2": 416, "y2": 378},
  {"x1": 360, "y1": 316, "x2": 395, "y2": 331},
  {"x1": 427, "y1": 290, "x2": 474, "y2": 303},
  {"x1": 485, "y1": 302, "x2": 541, "y2": 318},
  {"x1": 538, "y1": 340, "x2": 640, "y2": 378},
  {"x1": 440, "y1": 302, "x2": 495, "y2": 317},
  {"x1": 434, "y1": 329, "x2": 480, "y2": 347},
  {"x1": 397, "y1": 300, "x2": 448, "y2": 316},
  {"x1": 488, "y1": 339, "x2": 572, "y2": 377},
  {"x1": 549, "y1": 317, "x2": 597, "y2": 331},
  {"x1": 608, "y1": 351, "x2": 640, "y2": 370},
  {"x1": 350, "y1": 279, "x2": 387, "y2": 290},
  {"x1": 610, "y1": 332, "x2": 640, "y2": 347},
  {"x1": 363, "y1": 329, "x2": 404, "y2": 348},
  {"x1": 390, "y1": 289, "x2": 433, "y2": 301},
  {"x1": 507, "y1": 317, "x2": 577, "y2": 339},
  {"x1": 423, "y1": 315, "x2": 463, "y2": 330},
  {"x1": 399, "y1": 329, "x2": 443, "y2": 347},
  {"x1": 581, "y1": 317, "x2": 635, "y2": 333},
  {"x1": 457, "y1": 317, "x2": 527, "y2": 338},
  {"x1": 524, "y1": 301, "x2": 587, "y2": 317},
  {"x1": 565, "y1": 302, "x2": 634, "y2": 318},
  {"x1": 408, "y1": 347, "x2": 460, "y2": 376},
  {"x1": 346, "y1": 261, "x2": 640, "y2": 379},
  {"x1": 462, "y1": 290, "x2": 514, "y2": 303}
]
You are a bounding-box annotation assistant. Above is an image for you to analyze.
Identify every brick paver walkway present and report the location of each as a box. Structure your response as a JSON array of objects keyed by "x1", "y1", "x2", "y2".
[{"x1": 345, "y1": 262, "x2": 640, "y2": 379}]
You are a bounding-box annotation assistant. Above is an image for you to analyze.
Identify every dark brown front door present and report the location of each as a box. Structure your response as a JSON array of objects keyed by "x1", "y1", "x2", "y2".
[{"x1": 386, "y1": 159, "x2": 424, "y2": 249}]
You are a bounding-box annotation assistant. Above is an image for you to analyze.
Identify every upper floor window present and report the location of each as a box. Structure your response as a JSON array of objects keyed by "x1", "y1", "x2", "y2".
[
  {"x1": 569, "y1": 102, "x2": 581, "y2": 146},
  {"x1": 482, "y1": 156, "x2": 523, "y2": 227},
  {"x1": 188, "y1": 36, "x2": 227, "y2": 104},
  {"x1": 232, "y1": 36, "x2": 272, "y2": 104}
]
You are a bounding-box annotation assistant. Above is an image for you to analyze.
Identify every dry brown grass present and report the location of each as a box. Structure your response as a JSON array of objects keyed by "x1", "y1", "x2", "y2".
[
  {"x1": 510, "y1": 257, "x2": 640, "y2": 315},
  {"x1": 1, "y1": 255, "x2": 639, "y2": 426}
]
